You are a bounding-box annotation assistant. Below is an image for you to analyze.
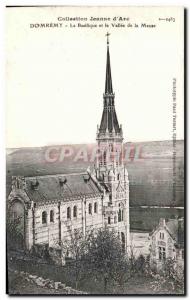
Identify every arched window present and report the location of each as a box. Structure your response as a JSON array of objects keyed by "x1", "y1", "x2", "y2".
[
  {"x1": 73, "y1": 205, "x2": 77, "y2": 218},
  {"x1": 50, "y1": 210, "x2": 54, "y2": 222},
  {"x1": 118, "y1": 209, "x2": 122, "y2": 222},
  {"x1": 94, "y1": 202, "x2": 98, "y2": 213},
  {"x1": 99, "y1": 149, "x2": 102, "y2": 166},
  {"x1": 114, "y1": 216, "x2": 117, "y2": 224},
  {"x1": 109, "y1": 144, "x2": 114, "y2": 152},
  {"x1": 121, "y1": 232, "x2": 125, "y2": 252},
  {"x1": 67, "y1": 207, "x2": 71, "y2": 219},
  {"x1": 103, "y1": 151, "x2": 106, "y2": 165},
  {"x1": 42, "y1": 211, "x2": 47, "y2": 224},
  {"x1": 121, "y1": 210, "x2": 124, "y2": 221},
  {"x1": 108, "y1": 216, "x2": 111, "y2": 224},
  {"x1": 89, "y1": 203, "x2": 92, "y2": 215}
]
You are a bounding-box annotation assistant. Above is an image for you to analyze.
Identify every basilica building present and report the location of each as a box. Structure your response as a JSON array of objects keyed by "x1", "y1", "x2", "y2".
[{"x1": 7, "y1": 35, "x2": 130, "y2": 253}]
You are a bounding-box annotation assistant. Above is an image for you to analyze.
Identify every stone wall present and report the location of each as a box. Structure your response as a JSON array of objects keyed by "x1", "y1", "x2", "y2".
[{"x1": 10, "y1": 269, "x2": 87, "y2": 294}]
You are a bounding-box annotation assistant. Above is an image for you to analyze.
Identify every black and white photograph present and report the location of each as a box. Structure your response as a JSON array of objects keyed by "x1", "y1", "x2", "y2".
[{"x1": 5, "y1": 6, "x2": 185, "y2": 295}]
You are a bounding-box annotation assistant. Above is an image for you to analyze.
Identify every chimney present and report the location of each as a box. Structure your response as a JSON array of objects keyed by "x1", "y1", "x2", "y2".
[
  {"x1": 83, "y1": 174, "x2": 90, "y2": 183},
  {"x1": 59, "y1": 176, "x2": 67, "y2": 186},
  {"x1": 31, "y1": 178, "x2": 39, "y2": 190}
]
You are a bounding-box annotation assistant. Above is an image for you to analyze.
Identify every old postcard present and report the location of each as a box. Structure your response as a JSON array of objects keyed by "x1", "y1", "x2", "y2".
[{"x1": 6, "y1": 6, "x2": 185, "y2": 295}]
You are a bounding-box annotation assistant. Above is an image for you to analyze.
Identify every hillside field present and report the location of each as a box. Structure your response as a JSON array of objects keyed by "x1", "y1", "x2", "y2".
[{"x1": 6, "y1": 140, "x2": 184, "y2": 231}]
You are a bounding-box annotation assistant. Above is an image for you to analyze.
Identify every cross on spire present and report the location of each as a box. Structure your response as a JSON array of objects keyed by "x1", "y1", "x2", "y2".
[{"x1": 106, "y1": 32, "x2": 110, "y2": 46}]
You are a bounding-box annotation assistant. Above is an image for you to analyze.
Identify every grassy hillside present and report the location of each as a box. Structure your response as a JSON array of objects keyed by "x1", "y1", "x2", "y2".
[{"x1": 6, "y1": 140, "x2": 184, "y2": 207}]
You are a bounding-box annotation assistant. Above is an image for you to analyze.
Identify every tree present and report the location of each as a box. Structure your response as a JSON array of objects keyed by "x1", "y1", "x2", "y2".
[
  {"x1": 84, "y1": 227, "x2": 128, "y2": 293},
  {"x1": 135, "y1": 254, "x2": 146, "y2": 274},
  {"x1": 7, "y1": 211, "x2": 24, "y2": 250},
  {"x1": 164, "y1": 258, "x2": 184, "y2": 294},
  {"x1": 58, "y1": 229, "x2": 88, "y2": 289},
  {"x1": 128, "y1": 235, "x2": 137, "y2": 276},
  {"x1": 149, "y1": 258, "x2": 184, "y2": 294}
]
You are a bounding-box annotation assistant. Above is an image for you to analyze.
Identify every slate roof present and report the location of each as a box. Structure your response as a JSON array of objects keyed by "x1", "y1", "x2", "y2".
[
  {"x1": 25, "y1": 173, "x2": 102, "y2": 203},
  {"x1": 166, "y1": 218, "x2": 184, "y2": 248},
  {"x1": 99, "y1": 107, "x2": 121, "y2": 134},
  {"x1": 166, "y1": 219, "x2": 178, "y2": 240}
]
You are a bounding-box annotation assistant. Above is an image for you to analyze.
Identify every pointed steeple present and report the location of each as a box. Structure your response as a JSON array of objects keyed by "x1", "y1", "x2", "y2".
[
  {"x1": 105, "y1": 33, "x2": 113, "y2": 94},
  {"x1": 97, "y1": 33, "x2": 122, "y2": 137}
]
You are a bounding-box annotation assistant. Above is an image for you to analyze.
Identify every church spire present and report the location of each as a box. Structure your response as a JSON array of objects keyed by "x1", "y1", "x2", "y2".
[
  {"x1": 105, "y1": 32, "x2": 113, "y2": 94},
  {"x1": 97, "y1": 33, "x2": 122, "y2": 136}
]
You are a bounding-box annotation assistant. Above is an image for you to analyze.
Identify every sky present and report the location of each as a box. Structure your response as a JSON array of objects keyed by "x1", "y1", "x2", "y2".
[{"x1": 6, "y1": 6, "x2": 184, "y2": 148}]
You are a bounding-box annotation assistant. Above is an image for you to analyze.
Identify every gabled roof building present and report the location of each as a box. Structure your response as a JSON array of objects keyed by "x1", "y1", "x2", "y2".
[{"x1": 149, "y1": 218, "x2": 184, "y2": 271}]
